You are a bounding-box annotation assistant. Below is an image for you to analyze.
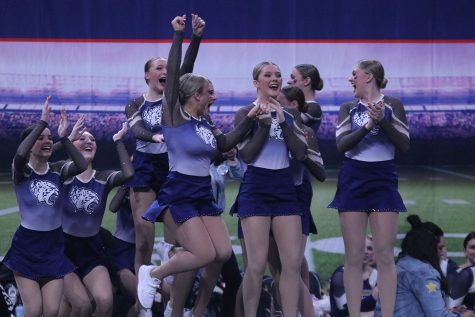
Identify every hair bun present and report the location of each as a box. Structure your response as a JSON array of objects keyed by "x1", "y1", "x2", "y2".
[{"x1": 406, "y1": 215, "x2": 423, "y2": 228}]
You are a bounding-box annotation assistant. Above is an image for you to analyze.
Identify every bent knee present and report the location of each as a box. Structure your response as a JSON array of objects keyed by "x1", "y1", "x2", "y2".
[{"x1": 215, "y1": 247, "x2": 232, "y2": 263}]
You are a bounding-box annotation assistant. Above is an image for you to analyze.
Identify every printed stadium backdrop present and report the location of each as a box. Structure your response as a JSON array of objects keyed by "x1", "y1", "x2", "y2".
[{"x1": 1, "y1": 0, "x2": 474, "y2": 168}]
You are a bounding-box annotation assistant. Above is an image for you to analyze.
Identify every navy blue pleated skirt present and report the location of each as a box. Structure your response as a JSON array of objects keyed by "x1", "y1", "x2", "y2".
[
  {"x1": 230, "y1": 165, "x2": 302, "y2": 218},
  {"x1": 297, "y1": 172, "x2": 318, "y2": 235},
  {"x1": 328, "y1": 158, "x2": 406, "y2": 212},
  {"x1": 143, "y1": 171, "x2": 222, "y2": 224},
  {"x1": 2, "y1": 226, "x2": 75, "y2": 280},
  {"x1": 107, "y1": 237, "x2": 135, "y2": 274},
  {"x1": 64, "y1": 232, "x2": 109, "y2": 279}
]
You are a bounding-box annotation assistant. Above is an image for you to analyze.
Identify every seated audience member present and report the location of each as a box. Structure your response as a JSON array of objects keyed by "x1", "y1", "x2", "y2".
[
  {"x1": 375, "y1": 216, "x2": 475, "y2": 317},
  {"x1": 448, "y1": 232, "x2": 475, "y2": 313},
  {"x1": 330, "y1": 236, "x2": 378, "y2": 317}
]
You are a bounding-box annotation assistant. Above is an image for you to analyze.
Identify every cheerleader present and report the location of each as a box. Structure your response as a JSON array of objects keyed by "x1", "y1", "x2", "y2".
[
  {"x1": 125, "y1": 13, "x2": 206, "y2": 271},
  {"x1": 136, "y1": 15, "x2": 261, "y2": 314},
  {"x1": 328, "y1": 59, "x2": 410, "y2": 317},
  {"x1": 2, "y1": 97, "x2": 87, "y2": 317},
  {"x1": 60, "y1": 122, "x2": 134, "y2": 317}
]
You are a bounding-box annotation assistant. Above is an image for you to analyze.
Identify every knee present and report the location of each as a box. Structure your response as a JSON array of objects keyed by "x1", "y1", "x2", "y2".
[
  {"x1": 198, "y1": 247, "x2": 217, "y2": 267},
  {"x1": 374, "y1": 247, "x2": 396, "y2": 268},
  {"x1": 246, "y1": 259, "x2": 267, "y2": 278},
  {"x1": 25, "y1": 305, "x2": 43, "y2": 317},
  {"x1": 93, "y1": 292, "x2": 113, "y2": 312},
  {"x1": 344, "y1": 250, "x2": 365, "y2": 268},
  {"x1": 215, "y1": 246, "x2": 232, "y2": 263}
]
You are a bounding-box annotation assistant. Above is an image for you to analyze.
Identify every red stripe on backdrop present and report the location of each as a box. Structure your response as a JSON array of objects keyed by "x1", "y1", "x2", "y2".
[{"x1": 1, "y1": 38, "x2": 474, "y2": 44}]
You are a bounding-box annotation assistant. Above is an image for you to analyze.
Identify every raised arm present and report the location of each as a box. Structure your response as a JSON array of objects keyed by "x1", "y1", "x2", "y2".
[
  {"x1": 180, "y1": 14, "x2": 205, "y2": 75},
  {"x1": 13, "y1": 97, "x2": 52, "y2": 183},
  {"x1": 107, "y1": 123, "x2": 135, "y2": 188},
  {"x1": 162, "y1": 16, "x2": 186, "y2": 127},
  {"x1": 109, "y1": 185, "x2": 128, "y2": 213}
]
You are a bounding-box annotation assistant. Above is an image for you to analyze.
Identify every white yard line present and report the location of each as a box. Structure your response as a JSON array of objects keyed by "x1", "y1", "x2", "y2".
[
  {"x1": 424, "y1": 166, "x2": 475, "y2": 181},
  {"x1": 0, "y1": 206, "x2": 18, "y2": 216}
]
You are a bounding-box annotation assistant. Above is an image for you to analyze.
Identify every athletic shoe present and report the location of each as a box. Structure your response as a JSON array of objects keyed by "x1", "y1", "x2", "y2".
[
  {"x1": 156, "y1": 240, "x2": 175, "y2": 285},
  {"x1": 137, "y1": 265, "x2": 161, "y2": 309}
]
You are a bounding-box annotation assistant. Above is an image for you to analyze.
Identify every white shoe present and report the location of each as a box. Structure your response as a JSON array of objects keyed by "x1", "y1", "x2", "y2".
[
  {"x1": 138, "y1": 307, "x2": 152, "y2": 317},
  {"x1": 183, "y1": 308, "x2": 193, "y2": 317},
  {"x1": 156, "y1": 241, "x2": 175, "y2": 285},
  {"x1": 137, "y1": 265, "x2": 161, "y2": 309}
]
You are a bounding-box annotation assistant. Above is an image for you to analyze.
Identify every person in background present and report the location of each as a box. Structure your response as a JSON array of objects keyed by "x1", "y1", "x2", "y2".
[
  {"x1": 2, "y1": 97, "x2": 87, "y2": 317},
  {"x1": 448, "y1": 232, "x2": 475, "y2": 313},
  {"x1": 374, "y1": 215, "x2": 474, "y2": 317},
  {"x1": 107, "y1": 185, "x2": 141, "y2": 317},
  {"x1": 287, "y1": 63, "x2": 324, "y2": 134},
  {"x1": 328, "y1": 59, "x2": 410, "y2": 317},
  {"x1": 330, "y1": 236, "x2": 378, "y2": 317},
  {"x1": 267, "y1": 85, "x2": 326, "y2": 317}
]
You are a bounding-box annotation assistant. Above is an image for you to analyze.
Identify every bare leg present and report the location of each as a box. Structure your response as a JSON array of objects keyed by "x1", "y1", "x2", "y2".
[
  {"x1": 272, "y1": 215, "x2": 302, "y2": 317},
  {"x1": 267, "y1": 236, "x2": 282, "y2": 315},
  {"x1": 83, "y1": 266, "x2": 114, "y2": 317},
  {"x1": 369, "y1": 212, "x2": 398, "y2": 317},
  {"x1": 41, "y1": 278, "x2": 64, "y2": 317},
  {"x1": 234, "y1": 238, "x2": 246, "y2": 317},
  {"x1": 150, "y1": 214, "x2": 218, "y2": 279},
  {"x1": 193, "y1": 216, "x2": 232, "y2": 317},
  {"x1": 241, "y1": 216, "x2": 271, "y2": 317},
  {"x1": 339, "y1": 212, "x2": 369, "y2": 317},
  {"x1": 299, "y1": 235, "x2": 315, "y2": 317},
  {"x1": 15, "y1": 274, "x2": 44, "y2": 317},
  {"x1": 60, "y1": 272, "x2": 92, "y2": 317},
  {"x1": 131, "y1": 188, "x2": 156, "y2": 272}
]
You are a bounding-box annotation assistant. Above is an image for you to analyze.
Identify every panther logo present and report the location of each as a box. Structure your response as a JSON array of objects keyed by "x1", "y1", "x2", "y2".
[
  {"x1": 142, "y1": 104, "x2": 162, "y2": 130},
  {"x1": 29, "y1": 179, "x2": 59, "y2": 206},
  {"x1": 353, "y1": 111, "x2": 379, "y2": 135},
  {"x1": 69, "y1": 186, "x2": 100, "y2": 214},
  {"x1": 195, "y1": 124, "x2": 217, "y2": 148},
  {"x1": 269, "y1": 118, "x2": 284, "y2": 140}
]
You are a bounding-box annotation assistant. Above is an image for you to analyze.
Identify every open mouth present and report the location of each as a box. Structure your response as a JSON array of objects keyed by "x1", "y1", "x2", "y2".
[
  {"x1": 159, "y1": 77, "x2": 166, "y2": 84},
  {"x1": 269, "y1": 83, "x2": 280, "y2": 90}
]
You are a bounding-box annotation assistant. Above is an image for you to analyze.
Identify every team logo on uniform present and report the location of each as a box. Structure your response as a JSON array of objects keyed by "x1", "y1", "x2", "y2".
[
  {"x1": 353, "y1": 111, "x2": 380, "y2": 135},
  {"x1": 269, "y1": 118, "x2": 284, "y2": 140},
  {"x1": 69, "y1": 186, "x2": 100, "y2": 214},
  {"x1": 195, "y1": 124, "x2": 217, "y2": 148},
  {"x1": 142, "y1": 104, "x2": 162, "y2": 129},
  {"x1": 29, "y1": 179, "x2": 59, "y2": 206}
]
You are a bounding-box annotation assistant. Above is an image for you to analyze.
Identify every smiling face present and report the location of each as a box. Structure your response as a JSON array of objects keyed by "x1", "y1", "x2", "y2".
[
  {"x1": 145, "y1": 58, "x2": 167, "y2": 95},
  {"x1": 348, "y1": 66, "x2": 370, "y2": 99},
  {"x1": 254, "y1": 64, "x2": 282, "y2": 99},
  {"x1": 288, "y1": 68, "x2": 307, "y2": 90},
  {"x1": 465, "y1": 238, "x2": 475, "y2": 265},
  {"x1": 30, "y1": 128, "x2": 53, "y2": 160},
  {"x1": 73, "y1": 131, "x2": 97, "y2": 162}
]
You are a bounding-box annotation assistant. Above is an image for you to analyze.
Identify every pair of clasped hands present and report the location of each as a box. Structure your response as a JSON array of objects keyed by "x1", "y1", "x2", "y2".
[
  {"x1": 365, "y1": 100, "x2": 385, "y2": 130},
  {"x1": 247, "y1": 98, "x2": 285, "y2": 125}
]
